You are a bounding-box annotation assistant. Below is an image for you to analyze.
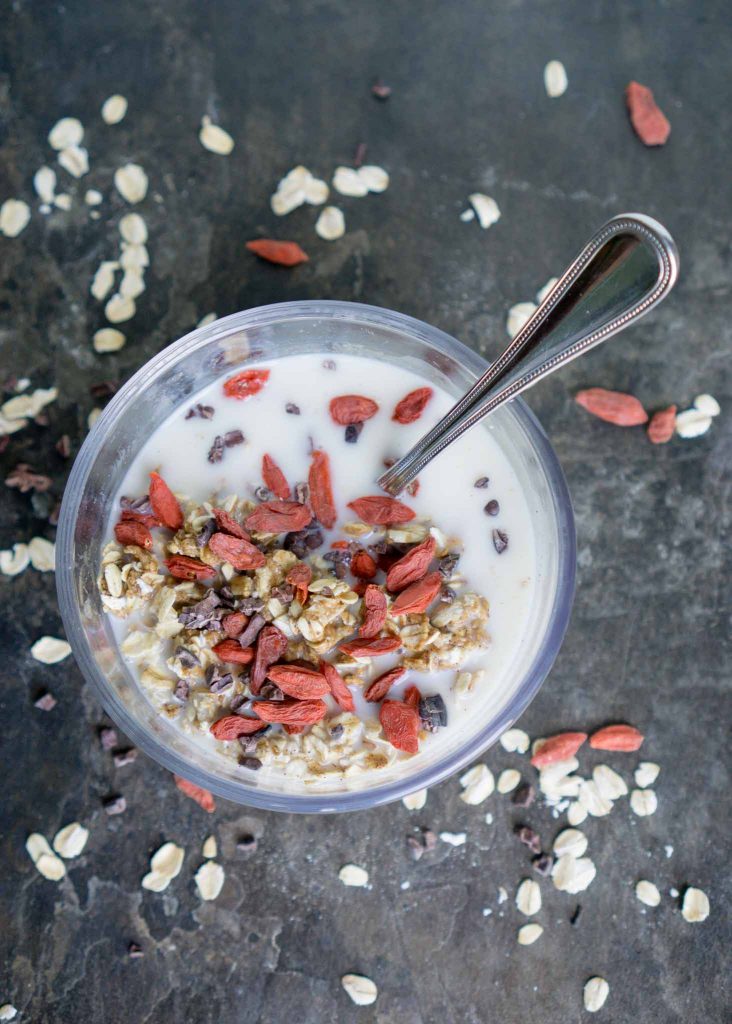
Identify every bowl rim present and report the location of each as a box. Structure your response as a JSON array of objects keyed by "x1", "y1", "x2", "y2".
[{"x1": 57, "y1": 299, "x2": 576, "y2": 813}]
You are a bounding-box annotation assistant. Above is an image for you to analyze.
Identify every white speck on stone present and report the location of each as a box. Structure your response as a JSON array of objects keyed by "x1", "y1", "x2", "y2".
[
  {"x1": 459, "y1": 764, "x2": 495, "y2": 804},
  {"x1": 400, "y1": 880, "x2": 410, "y2": 890},
  {"x1": 544, "y1": 60, "x2": 568, "y2": 98},
  {"x1": 497, "y1": 886, "x2": 508, "y2": 904},
  {"x1": 91, "y1": 261, "x2": 119, "y2": 301},
  {"x1": 634, "y1": 762, "x2": 660, "y2": 789},
  {"x1": 53, "y1": 822, "x2": 89, "y2": 859},
  {"x1": 584, "y1": 976, "x2": 609, "y2": 1013},
  {"x1": 93, "y1": 328, "x2": 126, "y2": 353},
  {"x1": 54, "y1": 193, "x2": 72, "y2": 210},
  {"x1": 197, "y1": 312, "x2": 218, "y2": 329},
  {"x1": 567, "y1": 801, "x2": 588, "y2": 826},
  {"x1": 630, "y1": 789, "x2": 657, "y2": 817},
  {"x1": 665, "y1": 844, "x2": 674, "y2": 859},
  {"x1": 552, "y1": 854, "x2": 596, "y2": 894},
  {"x1": 402, "y1": 788, "x2": 427, "y2": 810},
  {"x1": 500, "y1": 728, "x2": 530, "y2": 753},
  {"x1": 34, "y1": 166, "x2": 57, "y2": 203},
  {"x1": 675, "y1": 408, "x2": 712, "y2": 438},
  {"x1": 194, "y1": 860, "x2": 225, "y2": 900},
  {"x1": 536, "y1": 276, "x2": 559, "y2": 303},
  {"x1": 468, "y1": 193, "x2": 501, "y2": 229},
  {"x1": 85, "y1": 189, "x2": 103, "y2": 206},
  {"x1": 119, "y1": 269, "x2": 146, "y2": 300},
  {"x1": 460, "y1": 208, "x2": 475, "y2": 222},
  {"x1": 315, "y1": 206, "x2": 345, "y2": 240},
  {"x1": 199, "y1": 115, "x2": 235, "y2": 155},
  {"x1": 87, "y1": 408, "x2": 102, "y2": 430},
  {"x1": 341, "y1": 974, "x2": 377, "y2": 1006},
  {"x1": 119, "y1": 212, "x2": 148, "y2": 244},
  {"x1": 681, "y1": 886, "x2": 709, "y2": 923},
  {"x1": 48, "y1": 117, "x2": 83, "y2": 150},
  {"x1": 516, "y1": 878, "x2": 541, "y2": 916},
  {"x1": 333, "y1": 166, "x2": 369, "y2": 197},
  {"x1": 669, "y1": 887, "x2": 679, "y2": 898},
  {"x1": 693, "y1": 393, "x2": 720, "y2": 417},
  {"x1": 0, "y1": 199, "x2": 31, "y2": 238},
  {"x1": 358, "y1": 165, "x2": 389, "y2": 193},
  {"x1": 101, "y1": 94, "x2": 128, "y2": 125},
  {"x1": 484, "y1": 812, "x2": 493, "y2": 825},
  {"x1": 439, "y1": 831, "x2": 467, "y2": 847},
  {"x1": 202, "y1": 835, "x2": 217, "y2": 859},
  {"x1": 31, "y1": 636, "x2": 71, "y2": 664},
  {"x1": 507, "y1": 301, "x2": 537, "y2": 338},
  {"x1": 114, "y1": 163, "x2": 148, "y2": 204},
  {"x1": 105, "y1": 293, "x2": 136, "y2": 323},
  {"x1": 553, "y1": 828, "x2": 588, "y2": 859},
  {"x1": 0, "y1": 1004, "x2": 17, "y2": 1021},
  {"x1": 28, "y1": 537, "x2": 55, "y2": 572},
  {"x1": 517, "y1": 923, "x2": 543, "y2": 945},
  {"x1": 497, "y1": 769, "x2": 521, "y2": 794},
  {"x1": 635, "y1": 880, "x2": 661, "y2": 907},
  {"x1": 482, "y1": 907, "x2": 492, "y2": 916},
  {"x1": 1, "y1": 543, "x2": 30, "y2": 576},
  {"x1": 338, "y1": 863, "x2": 369, "y2": 887},
  {"x1": 58, "y1": 145, "x2": 89, "y2": 178},
  {"x1": 593, "y1": 764, "x2": 628, "y2": 801},
  {"x1": 578, "y1": 778, "x2": 614, "y2": 817}
]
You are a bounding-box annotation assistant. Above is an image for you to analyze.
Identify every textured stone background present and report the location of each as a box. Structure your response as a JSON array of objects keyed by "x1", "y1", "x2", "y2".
[{"x1": 1, "y1": 1, "x2": 730, "y2": 1021}]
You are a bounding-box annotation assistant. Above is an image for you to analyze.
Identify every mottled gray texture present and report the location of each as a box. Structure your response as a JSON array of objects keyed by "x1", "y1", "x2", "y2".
[{"x1": 0, "y1": 1, "x2": 730, "y2": 1022}]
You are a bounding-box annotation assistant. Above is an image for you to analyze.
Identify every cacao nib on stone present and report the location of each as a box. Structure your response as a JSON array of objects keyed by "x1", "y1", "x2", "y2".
[
  {"x1": 104, "y1": 795, "x2": 127, "y2": 816},
  {"x1": 207, "y1": 435, "x2": 225, "y2": 463},
  {"x1": 113, "y1": 748, "x2": 138, "y2": 767},
  {"x1": 511, "y1": 783, "x2": 535, "y2": 808},
  {"x1": 55, "y1": 434, "x2": 72, "y2": 458},
  {"x1": 484, "y1": 500, "x2": 500, "y2": 517},
  {"x1": 178, "y1": 590, "x2": 222, "y2": 629},
  {"x1": 406, "y1": 836, "x2": 425, "y2": 861},
  {"x1": 90, "y1": 380, "x2": 119, "y2": 401},
  {"x1": 48, "y1": 501, "x2": 61, "y2": 526},
  {"x1": 345, "y1": 422, "x2": 363, "y2": 443},
  {"x1": 419, "y1": 694, "x2": 447, "y2": 731},
  {"x1": 407, "y1": 827, "x2": 437, "y2": 860},
  {"x1": 238, "y1": 612, "x2": 266, "y2": 647},
  {"x1": 174, "y1": 646, "x2": 199, "y2": 668},
  {"x1": 254, "y1": 485, "x2": 274, "y2": 502},
  {"x1": 492, "y1": 529, "x2": 509, "y2": 555},
  {"x1": 474, "y1": 476, "x2": 490, "y2": 489},
  {"x1": 569, "y1": 904, "x2": 582, "y2": 926},
  {"x1": 239, "y1": 756, "x2": 263, "y2": 771},
  {"x1": 532, "y1": 852, "x2": 554, "y2": 876},
  {"x1": 371, "y1": 79, "x2": 392, "y2": 100},
  {"x1": 6, "y1": 464, "x2": 52, "y2": 493},
  {"x1": 353, "y1": 141, "x2": 367, "y2": 168},
  {"x1": 224, "y1": 429, "x2": 245, "y2": 447},
  {"x1": 34, "y1": 692, "x2": 57, "y2": 711},
  {"x1": 196, "y1": 518, "x2": 216, "y2": 548},
  {"x1": 173, "y1": 678, "x2": 190, "y2": 702},
  {"x1": 438, "y1": 553, "x2": 460, "y2": 577},
  {"x1": 237, "y1": 833, "x2": 258, "y2": 851},
  {"x1": 515, "y1": 825, "x2": 541, "y2": 855},
  {"x1": 100, "y1": 726, "x2": 118, "y2": 750},
  {"x1": 128, "y1": 942, "x2": 145, "y2": 959},
  {"x1": 285, "y1": 402, "x2": 301, "y2": 415}
]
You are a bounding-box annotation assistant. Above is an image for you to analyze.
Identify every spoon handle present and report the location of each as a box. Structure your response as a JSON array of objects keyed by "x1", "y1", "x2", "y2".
[{"x1": 378, "y1": 213, "x2": 679, "y2": 496}]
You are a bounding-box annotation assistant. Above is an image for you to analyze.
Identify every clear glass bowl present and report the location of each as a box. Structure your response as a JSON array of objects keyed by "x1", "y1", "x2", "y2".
[{"x1": 57, "y1": 301, "x2": 576, "y2": 812}]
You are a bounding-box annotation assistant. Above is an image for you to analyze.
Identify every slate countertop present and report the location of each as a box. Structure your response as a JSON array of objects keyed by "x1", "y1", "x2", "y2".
[{"x1": 1, "y1": 2, "x2": 729, "y2": 1022}]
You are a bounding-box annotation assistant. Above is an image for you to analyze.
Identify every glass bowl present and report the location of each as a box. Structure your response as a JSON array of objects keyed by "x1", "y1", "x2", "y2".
[{"x1": 57, "y1": 301, "x2": 576, "y2": 812}]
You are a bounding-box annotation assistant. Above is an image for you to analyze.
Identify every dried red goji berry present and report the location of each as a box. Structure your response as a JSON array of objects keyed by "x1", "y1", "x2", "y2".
[
  {"x1": 212, "y1": 508, "x2": 250, "y2": 540},
  {"x1": 331, "y1": 540, "x2": 349, "y2": 549},
  {"x1": 210, "y1": 715, "x2": 266, "y2": 740},
  {"x1": 120, "y1": 508, "x2": 160, "y2": 528},
  {"x1": 358, "y1": 584, "x2": 388, "y2": 638},
  {"x1": 262, "y1": 454, "x2": 291, "y2": 499},
  {"x1": 212, "y1": 639, "x2": 255, "y2": 665},
  {"x1": 222, "y1": 611, "x2": 247, "y2": 638},
  {"x1": 174, "y1": 775, "x2": 216, "y2": 812},
  {"x1": 165, "y1": 555, "x2": 216, "y2": 581},
  {"x1": 245, "y1": 500, "x2": 312, "y2": 534},
  {"x1": 267, "y1": 663, "x2": 330, "y2": 699},
  {"x1": 250, "y1": 624, "x2": 289, "y2": 694},
  {"x1": 308, "y1": 449, "x2": 336, "y2": 529},
  {"x1": 351, "y1": 549, "x2": 378, "y2": 580},
  {"x1": 319, "y1": 659, "x2": 355, "y2": 713},
  {"x1": 208, "y1": 531, "x2": 266, "y2": 570},
  {"x1": 589, "y1": 724, "x2": 644, "y2": 751},
  {"x1": 364, "y1": 665, "x2": 406, "y2": 702},
  {"x1": 530, "y1": 732, "x2": 588, "y2": 768},
  {"x1": 352, "y1": 580, "x2": 369, "y2": 597},
  {"x1": 284, "y1": 724, "x2": 307, "y2": 735},
  {"x1": 252, "y1": 698, "x2": 328, "y2": 725},
  {"x1": 329, "y1": 394, "x2": 379, "y2": 425},
  {"x1": 347, "y1": 495, "x2": 415, "y2": 525},
  {"x1": 625, "y1": 81, "x2": 671, "y2": 146},
  {"x1": 114, "y1": 519, "x2": 153, "y2": 550},
  {"x1": 386, "y1": 536, "x2": 436, "y2": 592},
  {"x1": 390, "y1": 571, "x2": 442, "y2": 615},
  {"x1": 340, "y1": 635, "x2": 401, "y2": 658},
  {"x1": 380, "y1": 699, "x2": 420, "y2": 754},
  {"x1": 149, "y1": 471, "x2": 183, "y2": 529},
  {"x1": 647, "y1": 405, "x2": 677, "y2": 445},
  {"x1": 575, "y1": 388, "x2": 649, "y2": 426},
  {"x1": 403, "y1": 684, "x2": 421, "y2": 709},
  {"x1": 392, "y1": 386, "x2": 433, "y2": 424},
  {"x1": 246, "y1": 238, "x2": 309, "y2": 267},
  {"x1": 286, "y1": 562, "x2": 312, "y2": 604},
  {"x1": 223, "y1": 368, "x2": 270, "y2": 400}
]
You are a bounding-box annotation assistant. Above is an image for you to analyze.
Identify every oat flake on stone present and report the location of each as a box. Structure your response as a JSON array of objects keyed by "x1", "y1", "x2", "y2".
[
  {"x1": 552, "y1": 828, "x2": 588, "y2": 859},
  {"x1": 681, "y1": 886, "x2": 709, "y2": 923},
  {"x1": 35, "y1": 852, "x2": 67, "y2": 881},
  {"x1": 31, "y1": 636, "x2": 71, "y2": 664},
  {"x1": 341, "y1": 974, "x2": 377, "y2": 1006},
  {"x1": 85, "y1": 189, "x2": 103, "y2": 206},
  {"x1": 460, "y1": 208, "x2": 475, "y2": 222},
  {"x1": 459, "y1": 763, "x2": 495, "y2": 804},
  {"x1": 0, "y1": 543, "x2": 30, "y2": 576},
  {"x1": 517, "y1": 923, "x2": 543, "y2": 945},
  {"x1": 270, "y1": 165, "x2": 311, "y2": 216},
  {"x1": 497, "y1": 769, "x2": 521, "y2": 794},
  {"x1": 333, "y1": 166, "x2": 369, "y2": 197},
  {"x1": 53, "y1": 822, "x2": 89, "y2": 859},
  {"x1": 120, "y1": 243, "x2": 149, "y2": 269},
  {"x1": 34, "y1": 166, "x2": 56, "y2": 203},
  {"x1": 2, "y1": 386, "x2": 57, "y2": 422},
  {"x1": 578, "y1": 778, "x2": 613, "y2": 817},
  {"x1": 468, "y1": 193, "x2": 501, "y2": 229},
  {"x1": 536, "y1": 276, "x2": 559, "y2": 303},
  {"x1": 26, "y1": 833, "x2": 53, "y2": 864},
  {"x1": 439, "y1": 831, "x2": 466, "y2": 847},
  {"x1": 202, "y1": 836, "x2": 217, "y2": 859},
  {"x1": 93, "y1": 328, "x2": 126, "y2": 353},
  {"x1": 0, "y1": 1005, "x2": 17, "y2": 1021},
  {"x1": 584, "y1": 977, "x2": 609, "y2": 1013},
  {"x1": 693, "y1": 393, "x2": 720, "y2": 417},
  {"x1": 635, "y1": 880, "x2": 661, "y2": 907},
  {"x1": 402, "y1": 788, "x2": 427, "y2": 810},
  {"x1": 120, "y1": 270, "x2": 146, "y2": 300},
  {"x1": 28, "y1": 537, "x2": 55, "y2": 572},
  {"x1": 315, "y1": 205, "x2": 345, "y2": 240},
  {"x1": 58, "y1": 145, "x2": 89, "y2": 178},
  {"x1": 114, "y1": 163, "x2": 148, "y2": 204},
  {"x1": 87, "y1": 408, "x2": 102, "y2": 430},
  {"x1": 552, "y1": 854, "x2": 596, "y2": 894},
  {"x1": 199, "y1": 116, "x2": 235, "y2": 155},
  {"x1": 630, "y1": 788, "x2": 657, "y2": 816},
  {"x1": 0, "y1": 199, "x2": 31, "y2": 238},
  {"x1": 567, "y1": 801, "x2": 588, "y2": 826},
  {"x1": 91, "y1": 261, "x2": 119, "y2": 301},
  {"x1": 48, "y1": 117, "x2": 83, "y2": 150},
  {"x1": 593, "y1": 764, "x2": 628, "y2": 801},
  {"x1": 339, "y1": 863, "x2": 369, "y2": 887},
  {"x1": 54, "y1": 193, "x2": 72, "y2": 211},
  {"x1": 499, "y1": 728, "x2": 530, "y2": 753},
  {"x1": 105, "y1": 293, "x2": 136, "y2": 323},
  {"x1": 358, "y1": 165, "x2": 389, "y2": 193},
  {"x1": 102, "y1": 94, "x2": 128, "y2": 125},
  {"x1": 544, "y1": 60, "x2": 568, "y2": 97},
  {"x1": 119, "y1": 212, "x2": 147, "y2": 244},
  {"x1": 516, "y1": 878, "x2": 541, "y2": 916},
  {"x1": 675, "y1": 408, "x2": 712, "y2": 438},
  {"x1": 195, "y1": 860, "x2": 225, "y2": 900},
  {"x1": 634, "y1": 762, "x2": 660, "y2": 789},
  {"x1": 507, "y1": 301, "x2": 537, "y2": 338}
]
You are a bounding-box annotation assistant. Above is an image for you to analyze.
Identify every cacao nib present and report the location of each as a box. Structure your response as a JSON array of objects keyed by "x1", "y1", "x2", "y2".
[
  {"x1": 55, "y1": 434, "x2": 72, "y2": 458},
  {"x1": 532, "y1": 852, "x2": 554, "y2": 876},
  {"x1": 224, "y1": 429, "x2": 245, "y2": 447},
  {"x1": 438, "y1": 553, "x2": 460, "y2": 577},
  {"x1": 474, "y1": 476, "x2": 490, "y2": 488},
  {"x1": 90, "y1": 380, "x2": 119, "y2": 400},
  {"x1": 196, "y1": 518, "x2": 216, "y2": 548},
  {"x1": 570, "y1": 905, "x2": 582, "y2": 926},
  {"x1": 100, "y1": 726, "x2": 118, "y2": 750},
  {"x1": 5, "y1": 464, "x2": 52, "y2": 493},
  {"x1": 237, "y1": 833, "x2": 258, "y2": 851},
  {"x1": 353, "y1": 141, "x2": 367, "y2": 167},
  {"x1": 270, "y1": 583, "x2": 295, "y2": 604},
  {"x1": 173, "y1": 678, "x2": 190, "y2": 702},
  {"x1": 285, "y1": 402, "x2": 301, "y2": 415},
  {"x1": 515, "y1": 825, "x2": 541, "y2": 854},
  {"x1": 104, "y1": 795, "x2": 127, "y2": 815},
  {"x1": 285, "y1": 525, "x2": 324, "y2": 558},
  {"x1": 239, "y1": 596, "x2": 265, "y2": 616},
  {"x1": 511, "y1": 783, "x2": 535, "y2": 807},
  {"x1": 484, "y1": 500, "x2": 500, "y2": 517},
  {"x1": 371, "y1": 78, "x2": 391, "y2": 100},
  {"x1": 206, "y1": 666, "x2": 234, "y2": 693},
  {"x1": 120, "y1": 494, "x2": 155, "y2": 517},
  {"x1": 34, "y1": 692, "x2": 57, "y2": 711},
  {"x1": 322, "y1": 359, "x2": 336, "y2": 370},
  {"x1": 492, "y1": 529, "x2": 509, "y2": 554},
  {"x1": 294, "y1": 481, "x2": 309, "y2": 504},
  {"x1": 239, "y1": 756, "x2": 263, "y2": 771},
  {"x1": 330, "y1": 724, "x2": 345, "y2": 740},
  {"x1": 229, "y1": 694, "x2": 250, "y2": 713},
  {"x1": 178, "y1": 590, "x2": 222, "y2": 629},
  {"x1": 174, "y1": 646, "x2": 199, "y2": 668},
  {"x1": 186, "y1": 403, "x2": 215, "y2": 420},
  {"x1": 254, "y1": 486, "x2": 274, "y2": 502},
  {"x1": 238, "y1": 612, "x2": 266, "y2": 647},
  {"x1": 208, "y1": 435, "x2": 225, "y2": 463},
  {"x1": 113, "y1": 748, "x2": 138, "y2": 767},
  {"x1": 128, "y1": 943, "x2": 144, "y2": 958},
  {"x1": 345, "y1": 422, "x2": 363, "y2": 443},
  {"x1": 419, "y1": 694, "x2": 447, "y2": 731}
]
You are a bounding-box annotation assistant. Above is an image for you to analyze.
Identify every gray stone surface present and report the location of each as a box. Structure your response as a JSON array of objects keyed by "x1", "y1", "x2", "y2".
[{"x1": 1, "y1": 1, "x2": 730, "y2": 1021}]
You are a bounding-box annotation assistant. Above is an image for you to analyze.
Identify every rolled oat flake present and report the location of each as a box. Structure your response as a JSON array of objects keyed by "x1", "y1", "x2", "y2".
[
  {"x1": 31, "y1": 636, "x2": 71, "y2": 664},
  {"x1": 114, "y1": 163, "x2": 148, "y2": 204},
  {"x1": 629, "y1": 788, "x2": 657, "y2": 816},
  {"x1": 516, "y1": 878, "x2": 541, "y2": 916},
  {"x1": 635, "y1": 880, "x2": 661, "y2": 907},
  {"x1": 93, "y1": 328, "x2": 126, "y2": 353},
  {"x1": 584, "y1": 976, "x2": 609, "y2": 1013},
  {"x1": 499, "y1": 727, "x2": 530, "y2": 753},
  {"x1": 0, "y1": 1005, "x2": 18, "y2": 1021},
  {"x1": 199, "y1": 115, "x2": 235, "y2": 155},
  {"x1": 402, "y1": 788, "x2": 428, "y2": 810},
  {"x1": 681, "y1": 886, "x2": 709, "y2": 923},
  {"x1": 195, "y1": 860, "x2": 225, "y2": 900},
  {"x1": 341, "y1": 974, "x2": 377, "y2": 1006},
  {"x1": 315, "y1": 205, "x2": 346, "y2": 241},
  {"x1": 48, "y1": 116, "x2": 84, "y2": 150},
  {"x1": 0, "y1": 199, "x2": 31, "y2": 238},
  {"x1": 101, "y1": 94, "x2": 128, "y2": 125},
  {"x1": 338, "y1": 863, "x2": 369, "y2": 887},
  {"x1": 544, "y1": 60, "x2": 568, "y2": 97},
  {"x1": 53, "y1": 822, "x2": 89, "y2": 859},
  {"x1": 517, "y1": 923, "x2": 543, "y2": 945}
]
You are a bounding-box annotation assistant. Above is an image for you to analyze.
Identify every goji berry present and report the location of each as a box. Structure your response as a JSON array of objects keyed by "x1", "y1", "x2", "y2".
[
  {"x1": 173, "y1": 775, "x2": 216, "y2": 812},
  {"x1": 575, "y1": 388, "x2": 648, "y2": 426},
  {"x1": 245, "y1": 500, "x2": 312, "y2": 533},
  {"x1": 625, "y1": 81, "x2": 671, "y2": 146},
  {"x1": 403, "y1": 684, "x2": 422, "y2": 709},
  {"x1": 149, "y1": 471, "x2": 183, "y2": 529},
  {"x1": 250, "y1": 624, "x2": 289, "y2": 694},
  {"x1": 284, "y1": 724, "x2": 307, "y2": 735},
  {"x1": 364, "y1": 665, "x2": 405, "y2": 702},
  {"x1": 390, "y1": 572, "x2": 442, "y2": 615},
  {"x1": 320, "y1": 659, "x2": 355, "y2": 713},
  {"x1": 120, "y1": 508, "x2": 160, "y2": 528},
  {"x1": 210, "y1": 715, "x2": 266, "y2": 741},
  {"x1": 246, "y1": 238, "x2": 309, "y2": 266},
  {"x1": 286, "y1": 563, "x2": 312, "y2": 604},
  {"x1": 329, "y1": 394, "x2": 379, "y2": 425},
  {"x1": 208, "y1": 531, "x2": 266, "y2": 570},
  {"x1": 351, "y1": 549, "x2": 378, "y2": 580},
  {"x1": 331, "y1": 540, "x2": 349, "y2": 549},
  {"x1": 380, "y1": 699, "x2": 420, "y2": 753},
  {"x1": 308, "y1": 449, "x2": 336, "y2": 529},
  {"x1": 647, "y1": 405, "x2": 677, "y2": 445},
  {"x1": 267, "y1": 664, "x2": 330, "y2": 699},
  {"x1": 589, "y1": 725, "x2": 644, "y2": 751},
  {"x1": 165, "y1": 555, "x2": 216, "y2": 581},
  {"x1": 530, "y1": 732, "x2": 588, "y2": 768},
  {"x1": 212, "y1": 639, "x2": 255, "y2": 665},
  {"x1": 392, "y1": 387, "x2": 433, "y2": 424},
  {"x1": 386, "y1": 536, "x2": 436, "y2": 592},
  {"x1": 222, "y1": 611, "x2": 247, "y2": 637},
  {"x1": 340, "y1": 636, "x2": 401, "y2": 658},
  {"x1": 262, "y1": 454, "x2": 291, "y2": 499},
  {"x1": 347, "y1": 495, "x2": 415, "y2": 525},
  {"x1": 114, "y1": 519, "x2": 153, "y2": 550},
  {"x1": 252, "y1": 698, "x2": 328, "y2": 725},
  {"x1": 212, "y1": 508, "x2": 250, "y2": 539},
  {"x1": 223, "y1": 368, "x2": 270, "y2": 400},
  {"x1": 358, "y1": 584, "x2": 388, "y2": 638},
  {"x1": 352, "y1": 580, "x2": 369, "y2": 597}
]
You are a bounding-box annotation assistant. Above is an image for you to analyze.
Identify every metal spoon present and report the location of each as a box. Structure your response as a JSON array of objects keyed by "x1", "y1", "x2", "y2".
[{"x1": 377, "y1": 213, "x2": 679, "y2": 496}]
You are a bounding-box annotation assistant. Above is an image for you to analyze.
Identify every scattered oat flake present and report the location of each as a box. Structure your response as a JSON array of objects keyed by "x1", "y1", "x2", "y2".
[
  {"x1": 497, "y1": 769, "x2": 521, "y2": 794},
  {"x1": 578, "y1": 779, "x2": 613, "y2": 817},
  {"x1": 402, "y1": 788, "x2": 427, "y2": 810},
  {"x1": 58, "y1": 145, "x2": 89, "y2": 178},
  {"x1": 0, "y1": 1005, "x2": 17, "y2": 1021},
  {"x1": 552, "y1": 854, "x2": 596, "y2": 894},
  {"x1": 91, "y1": 261, "x2": 119, "y2": 301},
  {"x1": 194, "y1": 860, "x2": 225, "y2": 900},
  {"x1": 119, "y1": 213, "x2": 148, "y2": 244},
  {"x1": 517, "y1": 923, "x2": 543, "y2": 945},
  {"x1": 102, "y1": 94, "x2": 128, "y2": 125},
  {"x1": 516, "y1": 878, "x2": 541, "y2": 916},
  {"x1": 544, "y1": 59, "x2": 568, "y2": 97},
  {"x1": 31, "y1": 636, "x2": 71, "y2": 664},
  {"x1": 553, "y1": 828, "x2": 588, "y2": 859},
  {"x1": 142, "y1": 841, "x2": 184, "y2": 892},
  {"x1": 114, "y1": 163, "x2": 148, "y2": 204},
  {"x1": 120, "y1": 269, "x2": 145, "y2": 299},
  {"x1": 0, "y1": 199, "x2": 31, "y2": 238},
  {"x1": 199, "y1": 115, "x2": 235, "y2": 155},
  {"x1": 54, "y1": 193, "x2": 71, "y2": 210},
  {"x1": 499, "y1": 728, "x2": 530, "y2": 753},
  {"x1": 681, "y1": 886, "x2": 709, "y2": 923},
  {"x1": 53, "y1": 822, "x2": 89, "y2": 859},
  {"x1": 48, "y1": 116, "x2": 83, "y2": 150},
  {"x1": 315, "y1": 206, "x2": 345, "y2": 240},
  {"x1": 339, "y1": 863, "x2": 369, "y2": 887},
  {"x1": 85, "y1": 189, "x2": 103, "y2": 206},
  {"x1": 87, "y1": 408, "x2": 102, "y2": 430},
  {"x1": 693, "y1": 393, "x2": 720, "y2": 417},
  {"x1": 468, "y1": 193, "x2": 501, "y2": 229},
  {"x1": 34, "y1": 166, "x2": 56, "y2": 202},
  {"x1": 507, "y1": 302, "x2": 537, "y2": 338},
  {"x1": 333, "y1": 166, "x2": 369, "y2": 197},
  {"x1": 1, "y1": 543, "x2": 30, "y2": 576},
  {"x1": 635, "y1": 880, "x2": 661, "y2": 907},
  {"x1": 93, "y1": 328, "x2": 126, "y2": 353},
  {"x1": 28, "y1": 537, "x2": 55, "y2": 572},
  {"x1": 270, "y1": 165, "x2": 312, "y2": 215},
  {"x1": 634, "y1": 762, "x2": 660, "y2": 788},
  {"x1": 593, "y1": 764, "x2": 628, "y2": 801},
  {"x1": 341, "y1": 974, "x2": 377, "y2": 1006},
  {"x1": 105, "y1": 293, "x2": 136, "y2": 323},
  {"x1": 35, "y1": 852, "x2": 67, "y2": 881},
  {"x1": 460, "y1": 208, "x2": 475, "y2": 222},
  {"x1": 26, "y1": 833, "x2": 53, "y2": 863},
  {"x1": 2, "y1": 387, "x2": 58, "y2": 423},
  {"x1": 440, "y1": 831, "x2": 467, "y2": 847},
  {"x1": 358, "y1": 165, "x2": 389, "y2": 192},
  {"x1": 630, "y1": 788, "x2": 657, "y2": 817},
  {"x1": 584, "y1": 976, "x2": 609, "y2": 1013},
  {"x1": 459, "y1": 764, "x2": 495, "y2": 804},
  {"x1": 202, "y1": 836, "x2": 217, "y2": 859},
  {"x1": 675, "y1": 407, "x2": 712, "y2": 439},
  {"x1": 197, "y1": 312, "x2": 217, "y2": 328}
]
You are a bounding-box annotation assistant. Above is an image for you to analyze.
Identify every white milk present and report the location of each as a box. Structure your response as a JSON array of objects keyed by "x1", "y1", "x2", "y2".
[{"x1": 112, "y1": 352, "x2": 537, "y2": 780}]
